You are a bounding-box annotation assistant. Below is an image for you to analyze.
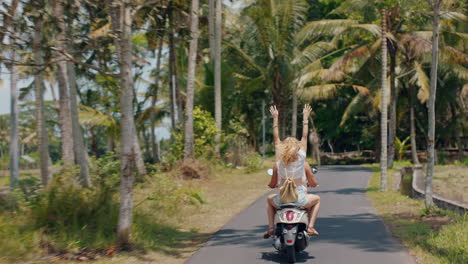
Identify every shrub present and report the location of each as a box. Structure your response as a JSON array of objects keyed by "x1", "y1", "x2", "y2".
[
  {"x1": 166, "y1": 107, "x2": 219, "y2": 164},
  {"x1": 28, "y1": 167, "x2": 120, "y2": 250},
  {"x1": 241, "y1": 152, "x2": 264, "y2": 173},
  {"x1": 140, "y1": 173, "x2": 205, "y2": 215}
]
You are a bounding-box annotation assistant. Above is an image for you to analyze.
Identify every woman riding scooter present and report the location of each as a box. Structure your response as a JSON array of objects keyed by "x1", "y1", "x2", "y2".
[{"x1": 263, "y1": 105, "x2": 321, "y2": 238}]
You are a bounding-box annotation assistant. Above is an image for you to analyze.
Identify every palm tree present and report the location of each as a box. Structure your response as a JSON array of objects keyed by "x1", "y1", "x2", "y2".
[
  {"x1": 214, "y1": 0, "x2": 222, "y2": 155},
  {"x1": 65, "y1": 5, "x2": 91, "y2": 186},
  {"x1": 425, "y1": 0, "x2": 441, "y2": 208},
  {"x1": 184, "y1": 0, "x2": 200, "y2": 159},
  {"x1": 114, "y1": 0, "x2": 137, "y2": 246},
  {"x1": 380, "y1": 7, "x2": 388, "y2": 191},
  {"x1": 32, "y1": 11, "x2": 50, "y2": 185},
  {"x1": 9, "y1": 35, "x2": 19, "y2": 188},
  {"x1": 53, "y1": 0, "x2": 75, "y2": 166}
]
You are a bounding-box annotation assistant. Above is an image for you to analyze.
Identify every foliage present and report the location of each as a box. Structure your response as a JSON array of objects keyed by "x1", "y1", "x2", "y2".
[
  {"x1": 28, "y1": 173, "x2": 120, "y2": 250},
  {"x1": 167, "y1": 106, "x2": 220, "y2": 163},
  {"x1": 138, "y1": 173, "x2": 205, "y2": 215},
  {"x1": 241, "y1": 152, "x2": 264, "y2": 173},
  {"x1": 395, "y1": 136, "x2": 410, "y2": 160},
  {"x1": 0, "y1": 214, "x2": 41, "y2": 263}
]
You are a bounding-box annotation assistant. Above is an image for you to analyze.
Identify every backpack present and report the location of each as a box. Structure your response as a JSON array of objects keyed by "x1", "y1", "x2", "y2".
[{"x1": 279, "y1": 169, "x2": 298, "y2": 204}]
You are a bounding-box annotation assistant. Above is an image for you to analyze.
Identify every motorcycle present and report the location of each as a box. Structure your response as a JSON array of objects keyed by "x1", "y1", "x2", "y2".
[{"x1": 267, "y1": 167, "x2": 318, "y2": 263}]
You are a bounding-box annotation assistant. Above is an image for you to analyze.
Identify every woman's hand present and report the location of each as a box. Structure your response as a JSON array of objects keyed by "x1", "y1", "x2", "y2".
[
  {"x1": 303, "y1": 104, "x2": 312, "y2": 120},
  {"x1": 270, "y1": 105, "x2": 279, "y2": 119}
]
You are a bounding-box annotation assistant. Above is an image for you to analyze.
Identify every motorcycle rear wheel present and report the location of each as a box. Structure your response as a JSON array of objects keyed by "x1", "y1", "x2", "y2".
[{"x1": 286, "y1": 245, "x2": 296, "y2": 263}]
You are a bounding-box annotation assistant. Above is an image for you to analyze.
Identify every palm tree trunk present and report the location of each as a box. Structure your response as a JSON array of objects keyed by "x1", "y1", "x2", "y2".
[
  {"x1": 409, "y1": 84, "x2": 420, "y2": 164},
  {"x1": 117, "y1": 0, "x2": 136, "y2": 246},
  {"x1": 214, "y1": 0, "x2": 222, "y2": 156},
  {"x1": 150, "y1": 36, "x2": 164, "y2": 162},
  {"x1": 168, "y1": 29, "x2": 178, "y2": 127},
  {"x1": 291, "y1": 85, "x2": 297, "y2": 137},
  {"x1": 209, "y1": 0, "x2": 215, "y2": 60},
  {"x1": 66, "y1": 23, "x2": 91, "y2": 186},
  {"x1": 133, "y1": 129, "x2": 147, "y2": 175},
  {"x1": 9, "y1": 44, "x2": 19, "y2": 188},
  {"x1": 184, "y1": 0, "x2": 200, "y2": 159},
  {"x1": 426, "y1": 0, "x2": 441, "y2": 208},
  {"x1": 33, "y1": 17, "x2": 50, "y2": 186},
  {"x1": 380, "y1": 8, "x2": 388, "y2": 191},
  {"x1": 0, "y1": 0, "x2": 19, "y2": 80},
  {"x1": 388, "y1": 51, "x2": 397, "y2": 168},
  {"x1": 54, "y1": 0, "x2": 75, "y2": 165}
]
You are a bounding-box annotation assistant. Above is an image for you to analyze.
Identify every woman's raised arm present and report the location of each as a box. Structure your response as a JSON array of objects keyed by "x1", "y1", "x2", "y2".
[
  {"x1": 301, "y1": 104, "x2": 312, "y2": 152},
  {"x1": 270, "y1": 105, "x2": 280, "y2": 146}
]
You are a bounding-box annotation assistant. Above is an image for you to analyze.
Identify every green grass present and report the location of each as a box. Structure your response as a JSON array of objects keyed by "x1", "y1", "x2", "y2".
[
  {"x1": 0, "y1": 157, "x2": 272, "y2": 264},
  {"x1": 0, "y1": 214, "x2": 42, "y2": 264},
  {"x1": 366, "y1": 164, "x2": 468, "y2": 264}
]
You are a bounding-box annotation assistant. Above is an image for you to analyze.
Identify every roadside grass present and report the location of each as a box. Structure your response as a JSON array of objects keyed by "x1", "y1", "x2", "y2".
[
  {"x1": 366, "y1": 163, "x2": 467, "y2": 264},
  {"x1": 0, "y1": 159, "x2": 273, "y2": 264},
  {"x1": 0, "y1": 175, "x2": 8, "y2": 187},
  {"x1": 432, "y1": 165, "x2": 467, "y2": 203}
]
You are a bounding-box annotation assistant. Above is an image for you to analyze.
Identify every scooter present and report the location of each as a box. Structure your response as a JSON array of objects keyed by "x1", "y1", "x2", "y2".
[{"x1": 267, "y1": 167, "x2": 318, "y2": 263}]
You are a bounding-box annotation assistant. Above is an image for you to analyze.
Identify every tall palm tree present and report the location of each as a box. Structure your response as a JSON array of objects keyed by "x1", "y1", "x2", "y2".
[
  {"x1": 380, "y1": 7, "x2": 388, "y2": 191},
  {"x1": 54, "y1": 0, "x2": 75, "y2": 165},
  {"x1": 184, "y1": 0, "x2": 200, "y2": 159},
  {"x1": 214, "y1": 0, "x2": 222, "y2": 155},
  {"x1": 9, "y1": 34, "x2": 19, "y2": 188},
  {"x1": 65, "y1": 4, "x2": 91, "y2": 187},
  {"x1": 32, "y1": 11, "x2": 50, "y2": 185},
  {"x1": 115, "y1": 0, "x2": 136, "y2": 246},
  {"x1": 425, "y1": 0, "x2": 441, "y2": 208}
]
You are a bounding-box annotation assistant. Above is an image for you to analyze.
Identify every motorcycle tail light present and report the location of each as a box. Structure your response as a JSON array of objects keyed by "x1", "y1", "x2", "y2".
[
  {"x1": 285, "y1": 211, "x2": 295, "y2": 221},
  {"x1": 287, "y1": 240, "x2": 293, "y2": 243},
  {"x1": 287, "y1": 224, "x2": 293, "y2": 228}
]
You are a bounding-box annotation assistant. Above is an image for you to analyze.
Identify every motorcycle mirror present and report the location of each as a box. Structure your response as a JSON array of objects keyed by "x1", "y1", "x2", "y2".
[{"x1": 267, "y1": 168, "x2": 274, "y2": 176}]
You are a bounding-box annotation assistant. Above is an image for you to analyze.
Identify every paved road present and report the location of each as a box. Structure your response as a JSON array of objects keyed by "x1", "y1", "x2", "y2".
[{"x1": 186, "y1": 166, "x2": 413, "y2": 264}]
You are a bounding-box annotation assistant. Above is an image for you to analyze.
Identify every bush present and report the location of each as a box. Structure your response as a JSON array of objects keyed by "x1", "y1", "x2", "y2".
[
  {"x1": 140, "y1": 173, "x2": 205, "y2": 215},
  {"x1": 241, "y1": 152, "x2": 264, "y2": 173},
  {"x1": 166, "y1": 107, "x2": 219, "y2": 165},
  {"x1": 29, "y1": 174, "x2": 120, "y2": 250},
  {"x1": 0, "y1": 214, "x2": 41, "y2": 263}
]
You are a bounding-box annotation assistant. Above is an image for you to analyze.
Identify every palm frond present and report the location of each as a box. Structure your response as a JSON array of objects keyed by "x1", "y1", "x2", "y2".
[
  {"x1": 224, "y1": 40, "x2": 266, "y2": 78},
  {"x1": 136, "y1": 105, "x2": 167, "y2": 126},
  {"x1": 298, "y1": 84, "x2": 339, "y2": 100},
  {"x1": 298, "y1": 83, "x2": 370, "y2": 101},
  {"x1": 340, "y1": 93, "x2": 372, "y2": 126},
  {"x1": 440, "y1": 11, "x2": 467, "y2": 22},
  {"x1": 450, "y1": 64, "x2": 468, "y2": 80},
  {"x1": 293, "y1": 41, "x2": 336, "y2": 66},
  {"x1": 78, "y1": 105, "x2": 116, "y2": 127},
  {"x1": 296, "y1": 69, "x2": 328, "y2": 88},
  {"x1": 399, "y1": 33, "x2": 432, "y2": 59},
  {"x1": 323, "y1": 44, "x2": 373, "y2": 82},
  {"x1": 295, "y1": 19, "x2": 357, "y2": 46},
  {"x1": 350, "y1": 24, "x2": 381, "y2": 37},
  {"x1": 411, "y1": 61, "x2": 430, "y2": 104},
  {"x1": 441, "y1": 46, "x2": 468, "y2": 64}
]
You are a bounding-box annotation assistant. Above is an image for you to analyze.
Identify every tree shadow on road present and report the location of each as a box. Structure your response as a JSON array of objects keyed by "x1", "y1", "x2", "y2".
[
  {"x1": 315, "y1": 213, "x2": 404, "y2": 252},
  {"x1": 311, "y1": 188, "x2": 370, "y2": 195},
  {"x1": 206, "y1": 213, "x2": 404, "y2": 254}
]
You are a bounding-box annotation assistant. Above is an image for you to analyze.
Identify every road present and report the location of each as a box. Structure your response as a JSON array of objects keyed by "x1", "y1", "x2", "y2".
[{"x1": 185, "y1": 165, "x2": 414, "y2": 264}]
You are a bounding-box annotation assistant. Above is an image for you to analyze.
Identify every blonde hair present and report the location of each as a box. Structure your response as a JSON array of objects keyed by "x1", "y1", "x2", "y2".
[{"x1": 278, "y1": 137, "x2": 301, "y2": 166}]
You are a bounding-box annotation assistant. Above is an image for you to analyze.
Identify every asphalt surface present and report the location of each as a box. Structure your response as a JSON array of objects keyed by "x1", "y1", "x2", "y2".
[{"x1": 186, "y1": 165, "x2": 414, "y2": 264}]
